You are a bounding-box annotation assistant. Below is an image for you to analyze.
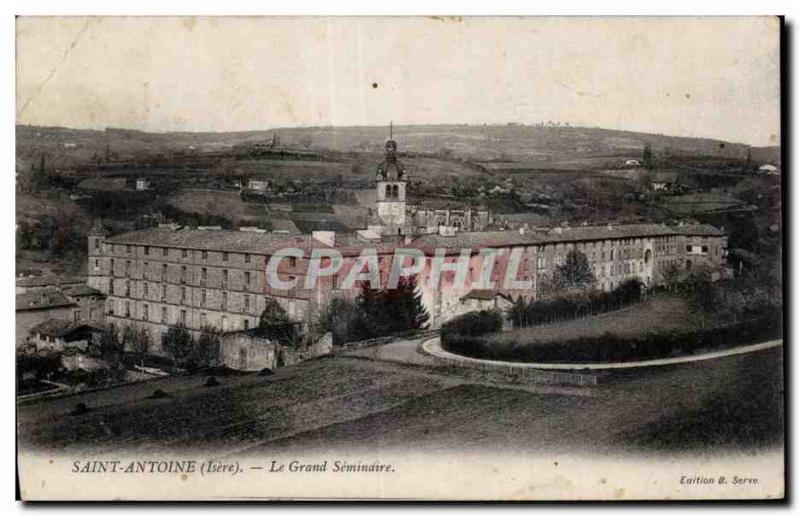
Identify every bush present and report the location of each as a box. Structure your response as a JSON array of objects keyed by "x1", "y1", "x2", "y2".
[
  {"x1": 440, "y1": 310, "x2": 503, "y2": 344},
  {"x1": 442, "y1": 314, "x2": 782, "y2": 364}
]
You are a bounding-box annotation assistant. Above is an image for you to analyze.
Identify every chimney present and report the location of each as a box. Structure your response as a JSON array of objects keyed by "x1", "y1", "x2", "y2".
[{"x1": 312, "y1": 231, "x2": 336, "y2": 247}]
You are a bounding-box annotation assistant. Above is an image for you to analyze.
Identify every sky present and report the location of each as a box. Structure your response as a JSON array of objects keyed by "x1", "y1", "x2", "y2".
[{"x1": 16, "y1": 16, "x2": 781, "y2": 146}]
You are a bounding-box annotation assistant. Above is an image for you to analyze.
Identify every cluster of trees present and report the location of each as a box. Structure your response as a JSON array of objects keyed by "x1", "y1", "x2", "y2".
[
  {"x1": 160, "y1": 325, "x2": 222, "y2": 370},
  {"x1": 314, "y1": 277, "x2": 430, "y2": 346}
]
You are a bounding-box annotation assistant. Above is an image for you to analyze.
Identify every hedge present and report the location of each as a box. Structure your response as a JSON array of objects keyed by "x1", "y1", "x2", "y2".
[
  {"x1": 442, "y1": 314, "x2": 782, "y2": 364},
  {"x1": 508, "y1": 278, "x2": 644, "y2": 328}
]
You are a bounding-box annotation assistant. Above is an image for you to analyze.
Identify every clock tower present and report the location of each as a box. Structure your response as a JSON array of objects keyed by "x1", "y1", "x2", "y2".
[{"x1": 375, "y1": 124, "x2": 407, "y2": 233}]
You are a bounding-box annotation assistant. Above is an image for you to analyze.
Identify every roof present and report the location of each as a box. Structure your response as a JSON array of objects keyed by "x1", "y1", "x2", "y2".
[
  {"x1": 461, "y1": 290, "x2": 513, "y2": 302},
  {"x1": 16, "y1": 275, "x2": 85, "y2": 288},
  {"x1": 16, "y1": 288, "x2": 77, "y2": 311},
  {"x1": 674, "y1": 224, "x2": 726, "y2": 237},
  {"x1": 413, "y1": 223, "x2": 688, "y2": 250},
  {"x1": 28, "y1": 319, "x2": 105, "y2": 338},
  {"x1": 62, "y1": 284, "x2": 105, "y2": 298},
  {"x1": 105, "y1": 227, "x2": 320, "y2": 254}
]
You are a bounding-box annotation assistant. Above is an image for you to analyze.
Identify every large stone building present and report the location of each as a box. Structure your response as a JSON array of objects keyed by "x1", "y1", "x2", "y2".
[{"x1": 85, "y1": 136, "x2": 730, "y2": 348}]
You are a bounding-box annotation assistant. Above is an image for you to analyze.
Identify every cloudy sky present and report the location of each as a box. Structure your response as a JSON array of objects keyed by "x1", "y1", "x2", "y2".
[{"x1": 16, "y1": 16, "x2": 781, "y2": 146}]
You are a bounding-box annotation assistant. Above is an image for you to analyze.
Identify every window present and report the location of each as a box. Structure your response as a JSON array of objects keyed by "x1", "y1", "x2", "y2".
[
  {"x1": 223, "y1": 252, "x2": 229, "y2": 261},
  {"x1": 201, "y1": 267, "x2": 207, "y2": 285},
  {"x1": 111, "y1": 258, "x2": 115, "y2": 275},
  {"x1": 222, "y1": 269, "x2": 228, "y2": 288},
  {"x1": 143, "y1": 261, "x2": 149, "y2": 279},
  {"x1": 702, "y1": 245, "x2": 709, "y2": 253},
  {"x1": 244, "y1": 271, "x2": 251, "y2": 290},
  {"x1": 181, "y1": 249, "x2": 188, "y2": 259},
  {"x1": 74, "y1": 310, "x2": 81, "y2": 322},
  {"x1": 201, "y1": 289, "x2": 207, "y2": 306},
  {"x1": 161, "y1": 306, "x2": 167, "y2": 323},
  {"x1": 245, "y1": 254, "x2": 251, "y2": 264},
  {"x1": 180, "y1": 310, "x2": 187, "y2": 325},
  {"x1": 93, "y1": 259, "x2": 99, "y2": 271},
  {"x1": 181, "y1": 265, "x2": 187, "y2": 284},
  {"x1": 244, "y1": 295, "x2": 250, "y2": 311},
  {"x1": 161, "y1": 284, "x2": 167, "y2": 301},
  {"x1": 126, "y1": 245, "x2": 131, "y2": 254},
  {"x1": 125, "y1": 280, "x2": 130, "y2": 297},
  {"x1": 202, "y1": 250, "x2": 208, "y2": 260},
  {"x1": 94, "y1": 239, "x2": 100, "y2": 250},
  {"x1": 144, "y1": 246, "x2": 150, "y2": 256},
  {"x1": 181, "y1": 286, "x2": 187, "y2": 302},
  {"x1": 162, "y1": 247, "x2": 168, "y2": 257},
  {"x1": 143, "y1": 304, "x2": 149, "y2": 321},
  {"x1": 289, "y1": 256, "x2": 297, "y2": 268},
  {"x1": 221, "y1": 315, "x2": 227, "y2": 331},
  {"x1": 126, "y1": 260, "x2": 131, "y2": 276},
  {"x1": 222, "y1": 292, "x2": 228, "y2": 310},
  {"x1": 143, "y1": 282, "x2": 149, "y2": 297},
  {"x1": 686, "y1": 245, "x2": 692, "y2": 252},
  {"x1": 332, "y1": 274, "x2": 339, "y2": 290},
  {"x1": 111, "y1": 282, "x2": 116, "y2": 295},
  {"x1": 162, "y1": 263, "x2": 168, "y2": 281},
  {"x1": 125, "y1": 302, "x2": 131, "y2": 317},
  {"x1": 244, "y1": 319, "x2": 250, "y2": 331}
]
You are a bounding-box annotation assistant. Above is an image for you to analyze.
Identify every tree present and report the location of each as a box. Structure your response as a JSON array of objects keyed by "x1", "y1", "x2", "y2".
[
  {"x1": 311, "y1": 297, "x2": 369, "y2": 346},
  {"x1": 258, "y1": 298, "x2": 300, "y2": 345},
  {"x1": 553, "y1": 250, "x2": 595, "y2": 292},
  {"x1": 643, "y1": 143, "x2": 654, "y2": 170},
  {"x1": 394, "y1": 276, "x2": 430, "y2": 330},
  {"x1": 131, "y1": 328, "x2": 151, "y2": 367},
  {"x1": 356, "y1": 275, "x2": 430, "y2": 337},
  {"x1": 162, "y1": 324, "x2": 194, "y2": 368},
  {"x1": 660, "y1": 262, "x2": 683, "y2": 294},
  {"x1": 194, "y1": 326, "x2": 222, "y2": 368}
]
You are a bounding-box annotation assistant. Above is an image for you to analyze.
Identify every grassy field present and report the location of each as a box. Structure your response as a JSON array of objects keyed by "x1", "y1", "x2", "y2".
[
  {"x1": 493, "y1": 296, "x2": 690, "y2": 346},
  {"x1": 167, "y1": 190, "x2": 267, "y2": 225},
  {"x1": 17, "y1": 345, "x2": 783, "y2": 457}
]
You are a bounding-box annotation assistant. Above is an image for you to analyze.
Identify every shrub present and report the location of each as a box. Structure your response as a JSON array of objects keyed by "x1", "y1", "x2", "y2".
[{"x1": 440, "y1": 310, "x2": 503, "y2": 346}]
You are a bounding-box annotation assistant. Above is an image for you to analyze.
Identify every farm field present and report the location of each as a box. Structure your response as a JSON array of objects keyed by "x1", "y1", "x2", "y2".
[
  {"x1": 17, "y1": 344, "x2": 783, "y2": 457},
  {"x1": 492, "y1": 296, "x2": 690, "y2": 346}
]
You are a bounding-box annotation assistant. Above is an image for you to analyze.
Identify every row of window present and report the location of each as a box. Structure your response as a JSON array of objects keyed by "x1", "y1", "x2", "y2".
[
  {"x1": 116, "y1": 301, "x2": 256, "y2": 330},
  {"x1": 98, "y1": 242, "x2": 256, "y2": 264},
  {"x1": 111, "y1": 282, "x2": 258, "y2": 312},
  {"x1": 101, "y1": 260, "x2": 257, "y2": 289}
]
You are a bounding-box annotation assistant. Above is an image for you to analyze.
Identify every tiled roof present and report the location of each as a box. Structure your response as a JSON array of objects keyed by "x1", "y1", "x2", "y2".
[
  {"x1": 16, "y1": 275, "x2": 85, "y2": 288},
  {"x1": 105, "y1": 228, "x2": 319, "y2": 254},
  {"x1": 16, "y1": 288, "x2": 77, "y2": 311}
]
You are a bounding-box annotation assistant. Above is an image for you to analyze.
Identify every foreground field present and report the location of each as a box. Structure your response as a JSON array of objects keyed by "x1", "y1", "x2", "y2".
[{"x1": 17, "y1": 343, "x2": 783, "y2": 458}]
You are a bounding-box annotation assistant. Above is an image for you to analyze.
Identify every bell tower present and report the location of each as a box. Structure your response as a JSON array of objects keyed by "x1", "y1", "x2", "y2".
[{"x1": 375, "y1": 122, "x2": 407, "y2": 232}]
